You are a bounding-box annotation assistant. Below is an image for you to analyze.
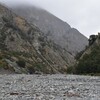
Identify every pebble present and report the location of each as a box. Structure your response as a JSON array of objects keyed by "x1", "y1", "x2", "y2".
[{"x1": 0, "y1": 74, "x2": 100, "y2": 100}]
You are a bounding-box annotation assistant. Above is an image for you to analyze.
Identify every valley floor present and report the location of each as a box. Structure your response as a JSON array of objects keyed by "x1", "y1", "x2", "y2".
[{"x1": 0, "y1": 74, "x2": 100, "y2": 100}]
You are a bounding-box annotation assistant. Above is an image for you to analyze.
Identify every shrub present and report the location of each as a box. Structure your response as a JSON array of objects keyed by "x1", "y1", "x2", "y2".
[
  {"x1": 75, "y1": 46, "x2": 100, "y2": 74},
  {"x1": 88, "y1": 35, "x2": 97, "y2": 45},
  {"x1": 10, "y1": 36, "x2": 15, "y2": 41},
  {"x1": 75, "y1": 50, "x2": 84, "y2": 60},
  {"x1": 16, "y1": 60, "x2": 26, "y2": 68},
  {"x1": 27, "y1": 66, "x2": 35, "y2": 74},
  {"x1": 38, "y1": 36, "x2": 44, "y2": 42},
  {"x1": 0, "y1": 60, "x2": 8, "y2": 69},
  {"x1": 2, "y1": 16, "x2": 9, "y2": 22},
  {"x1": 67, "y1": 66, "x2": 75, "y2": 74}
]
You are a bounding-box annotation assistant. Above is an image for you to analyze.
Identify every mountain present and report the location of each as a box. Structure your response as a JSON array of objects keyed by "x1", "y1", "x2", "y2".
[
  {"x1": 73, "y1": 33, "x2": 100, "y2": 74},
  {"x1": 11, "y1": 5, "x2": 88, "y2": 56},
  {"x1": 0, "y1": 4, "x2": 76, "y2": 74}
]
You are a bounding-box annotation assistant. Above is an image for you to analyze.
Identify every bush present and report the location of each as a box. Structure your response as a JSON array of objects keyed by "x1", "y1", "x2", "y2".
[
  {"x1": 67, "y1": 66, "x2": 75, "y2": 74},
  {"x1": 0, "y1": 60, "x2": 8, "y2": 69},
  {"x1": 16, "y1": 60, "x2": 26, "y2": 68},
  {"x1": 75, "y1": 50, "x2": 84, "y2": 60},
  {"x1": 75, "y1": 46, "x2": 100, "y2": 74},
  {"x1": 10, "y1": 36, "x2": 15, "y2": 41},
  {"x1": 28, "y1": 66, "x2": 35, "y2": 74},
  {"x1": 88, "y1": 35, "x2": 97, "y2": 45}
]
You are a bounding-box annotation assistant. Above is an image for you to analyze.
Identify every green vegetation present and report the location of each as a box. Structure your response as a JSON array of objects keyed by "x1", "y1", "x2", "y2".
[
  {"x1": 88, "y1": 35, "x2": 97, "y2": 46},
  {"x1": 75, "y1": 50, "x2": 85, "y2": 60},
  {"x1": 27, "y1": 66, "x2": 35, "y2": 74},
  {"x1": 67, "y1": 34, "x2": 100, "y2": 75},
  {"x1": 16, "y1": 59, "x2": 26, "y2": 68},
  {"x1": 27, "y1": 62, "x2": 48, "y2": 74},
  {"x1": 0, "y1": 29, "x2": 7, "y2": 50},
  {"x1": 0, "y1": 52, "x2": 8, "y2": 69},
  {"x1": 75, "y1": 46, "x2": 100, "y2": 74},
  {"x1": 67, "y1": 66, "x2": 75, "y2": 74},
  {"x1": 0, "y1": 60, "x2": 7, "y2": 69},
  {"x1": 33, "y1": 63, "x2": 47, "y2": 73},
  {"x1": 9, "y1": 36, "x2": 15, "y2": 41}
]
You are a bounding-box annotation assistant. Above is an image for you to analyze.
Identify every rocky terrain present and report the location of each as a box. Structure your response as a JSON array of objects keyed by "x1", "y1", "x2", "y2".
[
  {"x1": 0, "y1": 3, "x2": 76, "y2": 74},
  {"x1": 11, "y1": 5, "x2": 88, "y2": 57},
  {"x1": 0, "y1": 3, "x2": 89, "y2": 74},
  {"x1": 0, "y1": 74, "x2": 100, "y2": 100},
  {"x1": 0, "y1": 2, "x2": 99, "y2": 100},
  {"x1": 73, "y1": 33, "x2": 100, "y2": 74}
]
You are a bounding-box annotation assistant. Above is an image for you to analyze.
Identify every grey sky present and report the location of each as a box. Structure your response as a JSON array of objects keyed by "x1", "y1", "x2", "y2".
[{"x1": 0, "y1": 0, "x2": 100, "y2": 37}]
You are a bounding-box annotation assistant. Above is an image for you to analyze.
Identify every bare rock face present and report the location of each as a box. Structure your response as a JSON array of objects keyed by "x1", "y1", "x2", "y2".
[
  {"x1": 0, "y1": 4, "x2": 76, "y2": 74},
  {"x1": 11, "y1": 5, "x2": 88, "y2": 56}
]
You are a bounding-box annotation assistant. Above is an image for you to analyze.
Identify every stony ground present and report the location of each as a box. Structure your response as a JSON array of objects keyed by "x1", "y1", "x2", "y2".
[{"x1": 0, "y1": 74, "x2": 100, "y2": 100}]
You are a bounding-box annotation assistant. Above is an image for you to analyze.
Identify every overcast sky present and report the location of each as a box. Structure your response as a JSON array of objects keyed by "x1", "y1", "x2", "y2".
[{"x1": 0, "y1": 0, "x2": 100, "y2": 38}]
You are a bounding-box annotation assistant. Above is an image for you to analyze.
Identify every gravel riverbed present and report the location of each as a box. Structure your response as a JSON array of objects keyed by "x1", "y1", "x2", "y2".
[{"x1": 0, "y1": 74, "x2": 100, "y2": 100}]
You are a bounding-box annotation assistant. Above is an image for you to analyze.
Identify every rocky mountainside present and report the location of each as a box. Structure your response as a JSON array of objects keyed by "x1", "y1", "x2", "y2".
[
  {"x1": 0, "y1": 4, "x2": 77, "y2": 74},
  {"x1": 74, "y1": 33, "x2": 100, "y2": 74},
  {"x1": 11, "y1": 5, "x2": 88, "y2": 56}
]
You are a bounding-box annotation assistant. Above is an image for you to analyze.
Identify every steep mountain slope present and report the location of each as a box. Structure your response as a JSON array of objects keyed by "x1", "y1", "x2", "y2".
[
  {"x1": 0, "y1": 4, "x2": 76, "y2": 74},
  {"x1": 75, "y1": 33, "x2": 100, "y2": 74},
  {"x1": 11, "y1": 5, "x2": 88, "y2": 56}
]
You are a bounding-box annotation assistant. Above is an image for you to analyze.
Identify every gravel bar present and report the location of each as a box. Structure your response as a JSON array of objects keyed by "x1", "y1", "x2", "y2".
[{"x1": 0, "y1": 74, "x2": 100, "y2": 100}]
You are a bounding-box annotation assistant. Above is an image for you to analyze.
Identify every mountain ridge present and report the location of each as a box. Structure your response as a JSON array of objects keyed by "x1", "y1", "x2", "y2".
[
  {"x1": 0, "y1": 3, "x2": 76, "y2": 74},
  {"x1": 11, "y1": 5, "x2": 88, "y2": 56},
  {"x1": 72, "y1": 33, "x2": 100, "y2": 74}
]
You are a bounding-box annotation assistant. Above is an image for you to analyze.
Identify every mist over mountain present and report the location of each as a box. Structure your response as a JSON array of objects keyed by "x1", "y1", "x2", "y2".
[
  {"x1": 11, "y1": 5, "x2": 88, "y2": 56},
  {"x1": 0, "y1": 3, "x2": 89, "y2": 74},
  {"x1": 0, "y1": 3, "x2": 77, "y2": 74},
  {"x1": 0, "y1": 2, "x2": 100, "y2": 100}
]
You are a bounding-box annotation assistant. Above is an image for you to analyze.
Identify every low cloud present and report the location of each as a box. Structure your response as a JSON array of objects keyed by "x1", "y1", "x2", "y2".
[{"x1": 0, "y1": 0, "x2": 100, "y2": 37}]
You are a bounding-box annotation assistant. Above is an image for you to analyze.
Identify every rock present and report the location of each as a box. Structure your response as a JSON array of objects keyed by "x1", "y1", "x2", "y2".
[
  {"x1": 0, "y1": 3, "x2": 71, "y2": 74},
  {"x1": 12, "y1": 5, "x2": 88, "y2": 57},
  {"x1": 64, "y1": 90, "x2": 80, "y2": 97},
  {"x1": 0, "y1": 74, "x2": 100, "y2": 100}
]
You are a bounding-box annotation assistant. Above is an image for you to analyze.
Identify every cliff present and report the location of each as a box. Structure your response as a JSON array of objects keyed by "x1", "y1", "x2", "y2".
[{"x1": 0, "y1": 4, "x2": 75, "y2": 74}]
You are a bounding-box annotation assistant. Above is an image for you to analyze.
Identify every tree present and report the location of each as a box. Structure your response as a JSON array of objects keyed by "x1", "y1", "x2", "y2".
[
  {"x1": 88, "y1": 35, "x2": 97, "y2": 45},
  {"x1": 75, "y1": 46, "x2": 100, "y2": 74},
  {"x1": 16, "y1": 60, "x2": 26, "y2": 68}
]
